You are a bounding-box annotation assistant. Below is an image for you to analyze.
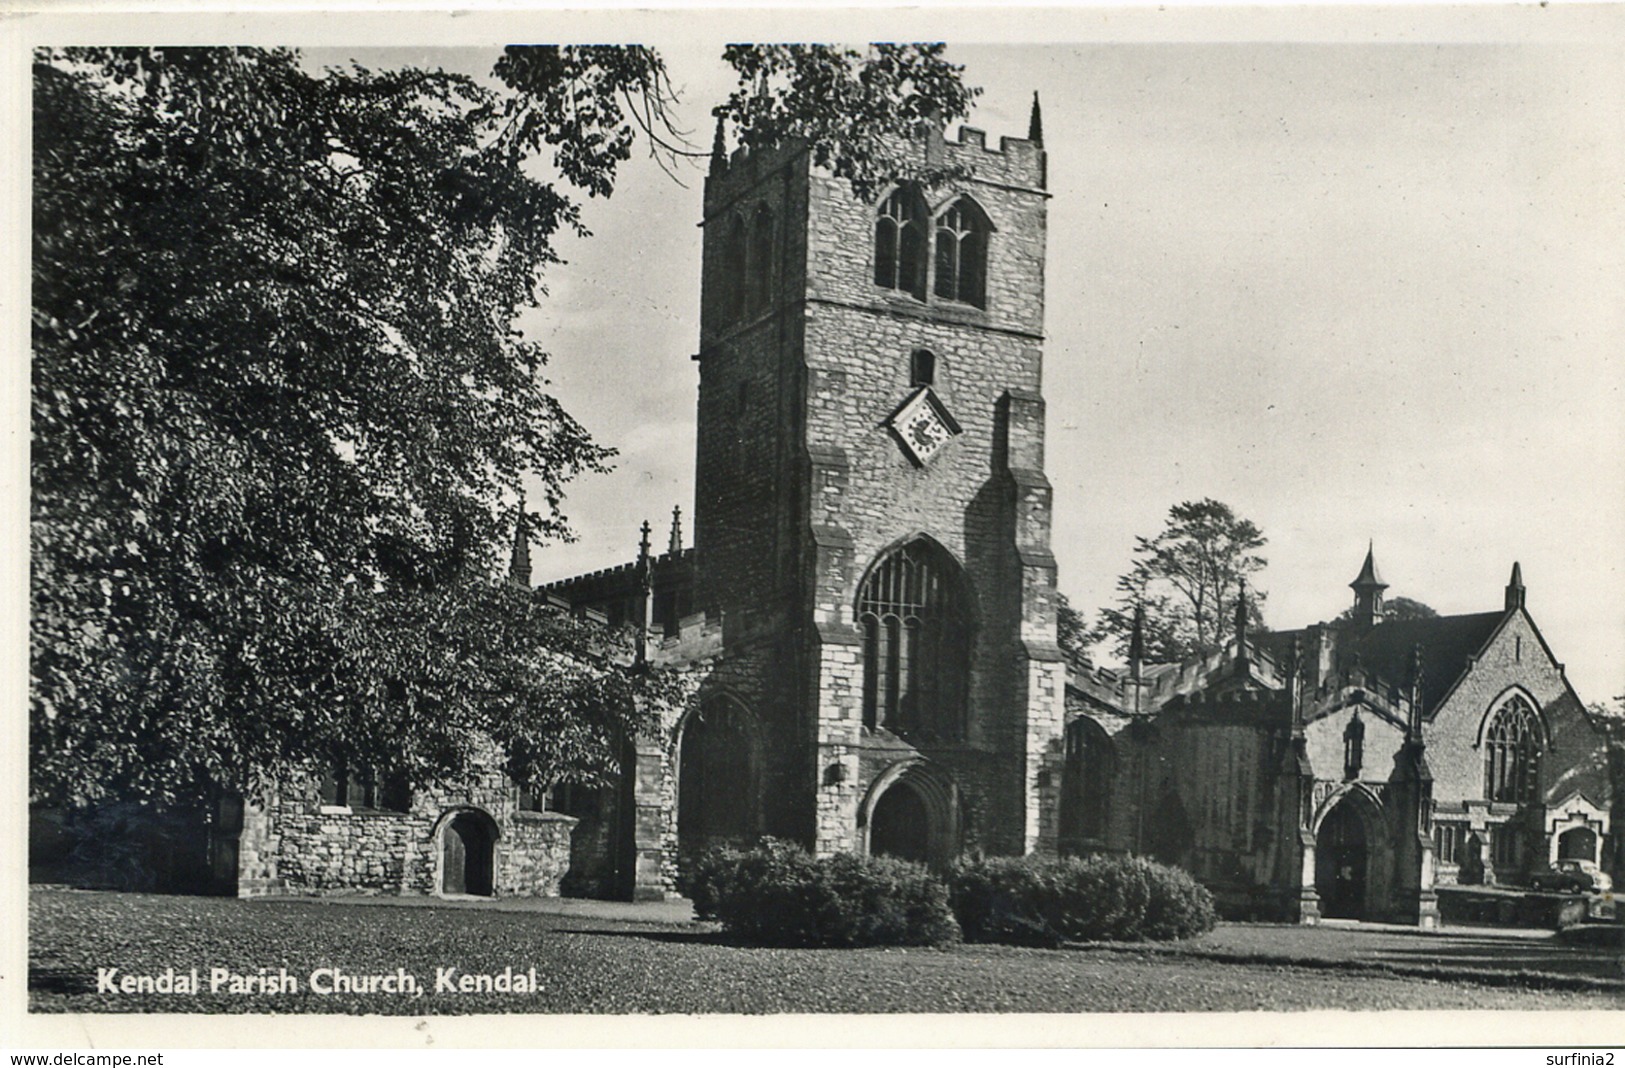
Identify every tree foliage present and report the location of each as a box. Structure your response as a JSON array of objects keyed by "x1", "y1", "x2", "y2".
[
  {"x1": 1056, "y1": 592, "x2": 1089, "y2": 664},
  {"x1": 30, "y1": 46, "x2": 661, "y2": 806},
  {"x1": 1089, "y1": 499, "x2": 1268, "y2": 662},
  {"x1": 32, "y1": 44, "x2": 980, "y2": 808},
  {"x1": 713, "y1": 44, "x2": 980, "y2": 200}
]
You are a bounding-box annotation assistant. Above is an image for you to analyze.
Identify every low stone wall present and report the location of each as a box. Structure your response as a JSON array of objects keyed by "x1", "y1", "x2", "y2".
[
  {"x1": 1437, "y1": 886, "x2": 1590, "y2": 930},
  {"x1": 239, "y1": 762, "x2": 586, "y2": 899}
]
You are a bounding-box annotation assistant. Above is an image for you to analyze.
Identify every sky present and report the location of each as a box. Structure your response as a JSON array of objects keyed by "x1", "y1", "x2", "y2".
[
  {"x1": 150, "y1": 25, "x2": 1625, "y2": 707},
  {"x1": 479, "y1": 36, "x2": 1623, "y2": 704}
]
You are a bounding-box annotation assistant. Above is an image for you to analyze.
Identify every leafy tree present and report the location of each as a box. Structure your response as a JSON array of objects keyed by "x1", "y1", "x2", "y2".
[
  {"x1": 711, "y1": 44, "x2": 979, "y2": 199},
  {"x1": 1089, "y1": 499, "x2": 1268, "y2": 662},
  {"x1": 31, "y1": 44, "x2": 979, "y2": 808},
  {"x1": 491, "y1": 44, "x2": 980, "y2": 201},
  {"x1": 1336, "y1": 596, "x2": 1439, "y2": 625},
  {"x1": 1056, "y1": 592, "x2": 1089, "y2": 664}
]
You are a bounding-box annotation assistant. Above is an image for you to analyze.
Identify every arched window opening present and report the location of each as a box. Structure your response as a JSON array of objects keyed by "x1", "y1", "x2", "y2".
[
  {"x1": 721, "y1": 214, "x2": 747, "y2": 323},
  {"x1": 1343, "y1": 715, "x2": 1365, "y2": 781},
  {"x1": 1484, "y1": 695, "x2": 1541, "y2": 804},
  {"x1": 858, "y1": 539, "x2": 968, "y2": 739},
  {"x1": 1059, "y1": 717, "x2": 1114, "y2": 852},
  {"x1": 934, "y1": 199, "x2": 990, "y2": 307},
  {"x1": 678, "y1": 701, "x2": 760, "y2": 859},
  {"x1": 910, "y1": 348, "x2": 936, "y2": 388},
  {"x1": 744, "y1": 204, "x2": 774, "y2": 315},
  {"x1": 874, "y1": 188, "x2": 927, "y2": 300}
]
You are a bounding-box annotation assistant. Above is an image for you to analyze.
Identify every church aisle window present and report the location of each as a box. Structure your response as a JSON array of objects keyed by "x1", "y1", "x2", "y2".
[
  {"x1": 858, "y1": 539, "x2": 968, "y2": 738},
  {"x1": 1060, "y1": 717, "x2": 1114, "y2": 850},
  {"x1": 319, "y1": 758, "x2": 409, "y2": 813}
]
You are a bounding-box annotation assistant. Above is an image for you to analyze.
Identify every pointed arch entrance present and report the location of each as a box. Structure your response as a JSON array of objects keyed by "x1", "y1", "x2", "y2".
[
  {"x1": 861, "y1": 760, "x2": 958, "y2": 868},
  {"x1": 676, "y1": 696, "x2": 763, "y2": 860},
  {"x1": 1313, "y1": 789, "x2": 1388, "y2": 921}
]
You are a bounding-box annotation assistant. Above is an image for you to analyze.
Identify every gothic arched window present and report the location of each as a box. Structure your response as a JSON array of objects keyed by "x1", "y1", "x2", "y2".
[
  {"x1": 858, "y1": 539, "x2": 968, "y2": 739},
  {"x1": 1060, "y1": 717, "x2": 1114, "y2": 851},
  {"x1": 933, "y1": 198, "x2": 991, "y2": 307},
  {"x1": 744, "y1": 203, "x2": 775, "y2": 315},
  {"x1": 1484, "y1": 694, "x2": 1541, "y2": 804},
  {"x1": 874, "y1": 187, "x2": 928, "y2": 300}
]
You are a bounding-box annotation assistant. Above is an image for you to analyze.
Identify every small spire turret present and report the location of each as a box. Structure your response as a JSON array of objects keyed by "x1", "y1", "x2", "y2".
[
  {"x1": 1128, "y1": 600, "x2": 1145, "y2": 684},
  {"x1": 1028, "y1": 91, "x2": 1044, "y2": 147},
  {"x1": 508, "y1": 495, "x2": 531, "y2": 587},
  {"x1": 1349, "y1": 541, "x2": 1388, "y2": 628},
  {"x1": 668, "y1": 505, "x2": 683, "y2": 556},
  {"x1": 1505, "y1": 561, "x2": 1526, "y2": 612}
]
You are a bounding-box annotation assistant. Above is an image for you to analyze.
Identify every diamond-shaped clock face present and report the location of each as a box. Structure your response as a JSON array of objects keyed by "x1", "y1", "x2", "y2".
[{"x1": 888, "y1": 388, "x2": 961, "y2": 467}]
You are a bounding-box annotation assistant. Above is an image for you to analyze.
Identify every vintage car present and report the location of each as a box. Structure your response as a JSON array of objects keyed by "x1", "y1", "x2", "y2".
[{"x1": 1529, "y1": 859, "x2": 1613, "y2": 894}]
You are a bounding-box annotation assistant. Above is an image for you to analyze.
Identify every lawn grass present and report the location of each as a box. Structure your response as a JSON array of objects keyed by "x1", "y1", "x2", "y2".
[{"x1": 28, "y1": 889, "x2": 1625, "y2": 1015}]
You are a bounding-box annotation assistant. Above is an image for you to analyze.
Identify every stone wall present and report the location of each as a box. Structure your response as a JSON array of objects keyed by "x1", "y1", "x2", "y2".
[{"x1": 237, "y1": 753, "x2": 599, "y2": 899}]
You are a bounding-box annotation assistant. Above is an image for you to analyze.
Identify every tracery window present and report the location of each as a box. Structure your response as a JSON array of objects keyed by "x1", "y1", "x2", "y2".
[
  {"x1": 858, "y1": 539, "x2": 968, "y2": 739},
  {"x1": 1059, "y1": 717, "x2": 1114, "y2": 850},
  {"x1": 874, "y1": 187, "x2": 928, "y2": 300},
  {"x1": 933, "y1": 199, "x2": 990, "y2": 307},
  {"x1": 1484, "y1": 694, "x2": 1541, "y2": 804}
]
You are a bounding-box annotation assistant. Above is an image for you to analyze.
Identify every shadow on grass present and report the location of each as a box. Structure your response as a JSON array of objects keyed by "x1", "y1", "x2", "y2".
[
  {"x1": 29, "y1": 965, "x2": 99, "y2": 995},
  {"x1": 569, "y1": 927, "x2": 740, "y2": 947}
]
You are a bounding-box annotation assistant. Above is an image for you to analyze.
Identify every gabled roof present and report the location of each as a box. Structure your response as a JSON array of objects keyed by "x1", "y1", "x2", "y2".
[
  {"x1": 1258, "y1": 611, "x2": 1505, "y2": 714},
  {"x1": 1348, "y1": 612, "x2": 1504, "y2": 713}
]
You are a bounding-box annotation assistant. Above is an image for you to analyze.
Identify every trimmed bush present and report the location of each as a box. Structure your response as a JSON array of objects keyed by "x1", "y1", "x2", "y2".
[
  {"x1": 691, "y1": 839, "x2": 960, "y2": 948},
  {"x1": 949, "y1": 854, "x2": 1217, "y2": 945},
  {"x1": 677, "y1": 846, "x2": 742, "y2": 922}
]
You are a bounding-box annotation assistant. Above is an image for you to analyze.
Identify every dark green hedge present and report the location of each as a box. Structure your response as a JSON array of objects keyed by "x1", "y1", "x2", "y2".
[
  {"x1": 949, "y1": 854, "x2": 1217, "y2": 945},
  {"x1": 680, "y1": 840, "x2": 961, "y2": 948}
]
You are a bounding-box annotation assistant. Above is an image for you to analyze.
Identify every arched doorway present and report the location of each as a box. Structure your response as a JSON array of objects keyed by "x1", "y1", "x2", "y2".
[
  {"x1": 677, "y1": 699, "x2": 760, "y2": 860},
  {"x1": 440, "y1": 811, "x2": 495, "y2": 897},
  {"x1": 870, "y1": 780, "x2": 931, "y2": 864},
  {"x1": 1316, "y1": 800, "x2": 1369, "y2": 919},
  {"x1": 1558, "y1": 826, "x2": 1598, "y2": 863}
]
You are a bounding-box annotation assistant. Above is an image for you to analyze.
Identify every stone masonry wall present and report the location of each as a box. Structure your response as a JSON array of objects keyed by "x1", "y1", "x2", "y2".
[
  {"x1": 1423, "y1": 608, "x2": 1610, "y2": 884},
  {"x1": 239, "y1": 748, "x2": 588, "y2": 898},
  {"x1": 688, "y1": 123, "x2": 1059, "y2": 865}
]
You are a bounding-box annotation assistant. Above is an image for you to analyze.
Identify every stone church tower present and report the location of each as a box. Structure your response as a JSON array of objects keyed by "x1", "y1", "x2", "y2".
[{"x1": 681, "y1": 108, "x2": 1063, "y2": 868}]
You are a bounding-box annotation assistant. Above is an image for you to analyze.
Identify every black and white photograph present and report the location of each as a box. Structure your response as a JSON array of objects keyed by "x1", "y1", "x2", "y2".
[{"x1": 8, "y1": 3, "x2": 1625, "y2": 1052}]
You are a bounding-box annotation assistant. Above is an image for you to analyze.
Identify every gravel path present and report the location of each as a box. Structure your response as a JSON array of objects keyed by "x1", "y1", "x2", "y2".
[{"x1": 29, "y1": 890, "x2": 1625, "y2": 1015}]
